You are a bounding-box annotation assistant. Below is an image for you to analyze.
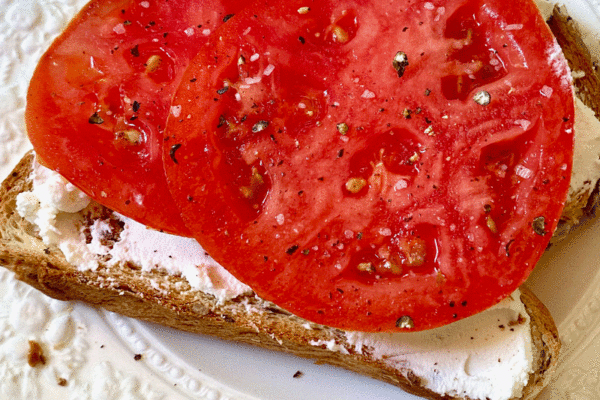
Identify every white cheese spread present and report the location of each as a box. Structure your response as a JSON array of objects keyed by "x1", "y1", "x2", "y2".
[
  {"x1": 16, "y1": 161, "x2": 252, "y2": 303},
  {"x1": 569, "y1": 96, "x2": 600, "y2": 203},
  {"x1": 343, "y1": 292, "x2": 532, "y2": 400}
]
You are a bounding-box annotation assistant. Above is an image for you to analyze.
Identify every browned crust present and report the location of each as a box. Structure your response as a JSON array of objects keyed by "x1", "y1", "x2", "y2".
[
  {"x1": 549, "y1": 5, "x2": 600, "y2": 241},
  {"x1": 518, "y1": 286, "x2": 561, "y2": 400},
  {"x1": 548, "y1": 6, "x2": 600, "y2": 117}
]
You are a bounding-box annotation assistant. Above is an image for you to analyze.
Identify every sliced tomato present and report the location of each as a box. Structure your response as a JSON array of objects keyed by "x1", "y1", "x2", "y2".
[
  {"x1": 164, "y1": 0, "x2": 574, "y2": 331},
  {"x1": 26, "y1": 0, "x2": 243, "y2": 235}
]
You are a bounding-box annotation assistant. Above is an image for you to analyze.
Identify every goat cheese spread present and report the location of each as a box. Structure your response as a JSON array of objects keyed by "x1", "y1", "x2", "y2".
[
  {"x1": 344, "y1": 291, "x2": 533, "y2": 400},
  {"x1": 16, "y1": 161, "x2": 252, "y2": 303},
  {"x1": 569, "y1": 96, "x2": 600, "y2": 202}
]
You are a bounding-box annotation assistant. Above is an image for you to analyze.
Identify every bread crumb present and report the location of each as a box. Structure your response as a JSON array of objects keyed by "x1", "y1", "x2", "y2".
[
  {"x1": 134, "y1": 354, "x2": 142, "y2": 361},
  {"x1": 57, "y1": 378, "x2": 68, "y2": 387},
  {"x1": 293, "y1": 370, "x2": 303, "y2": 378},
  {"x1": 28, "y1": 341, "x2": 46, "y2": 367},
  {"x1": 508, "y1": 313, "x2": 527, "y2": 326}
]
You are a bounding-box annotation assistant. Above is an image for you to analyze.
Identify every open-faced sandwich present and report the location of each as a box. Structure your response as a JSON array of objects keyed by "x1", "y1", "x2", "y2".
[{"x1": 2, "y1": 0, "x2": 600, "y2": 398}]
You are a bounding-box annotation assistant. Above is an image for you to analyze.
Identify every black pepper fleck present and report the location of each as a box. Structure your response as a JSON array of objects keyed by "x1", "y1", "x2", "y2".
[
  {"x1": 88, "y1": 112, "x2": 104, "y2": 124},
  {"x1": 169, "y1": 143, "x2": 182, "y2": 164},
  {"x1": 286, "y1": 245, "x2": 299, "y2": 255},
  {"x1": 392, "y1": 51, "x2": 409, "y2": 78},
  {"x1": 396, "y1": 315, "x2": 414, "y2": 329},
  {"x1": 532, "y1": 217, "x2": 547, "y2": 236}
]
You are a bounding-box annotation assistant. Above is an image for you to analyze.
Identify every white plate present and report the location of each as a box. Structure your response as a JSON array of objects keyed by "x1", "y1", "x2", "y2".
[{"x1": 1, "y1": 0, "x2": 600, "y2": 398}]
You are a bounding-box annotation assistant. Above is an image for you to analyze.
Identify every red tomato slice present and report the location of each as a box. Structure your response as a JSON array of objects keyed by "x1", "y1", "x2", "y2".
[
  {"x1": 26, "y1": 0, "x2": 242, "y2": 235},
  {"x1": 164, "y1": 0, "x2": 574, "y2": 331}
]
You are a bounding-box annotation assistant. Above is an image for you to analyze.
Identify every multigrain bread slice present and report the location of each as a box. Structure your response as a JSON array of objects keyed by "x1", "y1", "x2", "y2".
[{"x1": 0, "y1": 151, "x2": 563, "y2": 400}]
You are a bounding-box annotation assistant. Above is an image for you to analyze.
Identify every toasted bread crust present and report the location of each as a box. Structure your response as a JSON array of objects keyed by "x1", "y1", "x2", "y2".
[
  {"x1": 0, "y1": 154, "x2": 560, "y2": 400},
  {"x1": 549, "y1": 5, "x2": 600, "y2": 241},
  {"x1": 518, "y1": 287, "x2": 561, "y2": 400}
]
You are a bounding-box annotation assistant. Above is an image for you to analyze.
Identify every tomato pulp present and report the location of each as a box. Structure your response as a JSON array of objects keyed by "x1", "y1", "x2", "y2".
[{"x1": 164, "y1": 0, "x2": 574, "y2": 331}]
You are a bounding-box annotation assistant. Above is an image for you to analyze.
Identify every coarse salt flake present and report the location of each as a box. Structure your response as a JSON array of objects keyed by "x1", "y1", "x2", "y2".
[
  {"x1": 505, "y1": 24, "x2": 523, "y2": 31},
  {"x1": 235, "y1": 93, "x2": 241, "y2": 102},
  {"x1": 113, "y1": 24, "x2": 126, "y2": 34},
  {"x1": 515, "y1": 165, "x2": 533, "y2": 179},
  {"x1": 434, "y1": 6, "x2": 445, "y2": 21},
  {"x1": 202, "y1": 29, "x2": 211, "y2": 36},
  {"x1": 424, "y1": 2, "x2": 435, "y2": 10},
  {"x1": 540, "y1": 85, "x2": 553, "y2": 97},
  {"x1": 243, "y1": 27, "x2": 251, "y2": 35},
  {"x1": 361, "y1": 90, "x2": 376, "y2": 99},
  {"x1": 394, "y1": 179, "x2": 408, "y2": 191},
  {"x1": 514, "y1": 119, "x2": 531, "y2": 130},
  {"x1": 140, "y1": 1, "x2": 150, "y2": 7},
  {"x1": 244, "y1": 77, "x2": 262, "y2": 84},
  {"x1": 250, "y1": 53, "x2": 260, "y2": 62},
  {"x1": 276, "y1": 214, "x2": 285, "y2": 225},
  {"x1": 170, "y1": 105, "x2": 182, "y2": 118},
  {"x1": 379, "y1": 227, "x2": 392, "y2": 236},
  {"x1": 263, "y1": 64, "x2": 275, "y2": 76},
  {"x1": 184, "y1": 27, "x2": 195, "y2": 36}
]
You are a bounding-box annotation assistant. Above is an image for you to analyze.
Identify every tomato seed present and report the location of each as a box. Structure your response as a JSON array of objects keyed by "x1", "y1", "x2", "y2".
[
  {"x1": 345, "y1": 177, "x2": 367, "y2": 193},
  {"x1": 145, "y1": 55, "x2": 162, "y2": 73},
  {"x1": 336, "y1": 122, "x2": 349, "y2": 134},
  {"x1": 332, "y1": 25, "x2": 349, "y2": 43}
]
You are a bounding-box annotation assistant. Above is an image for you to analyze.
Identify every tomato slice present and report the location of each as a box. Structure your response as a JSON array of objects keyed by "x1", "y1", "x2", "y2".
[
  {"x1": 164, "y1": 0, "x2": 574, "y2": 331},
  {"x1": 26, "y1": 0, "x2": 243, "y2": 235}
]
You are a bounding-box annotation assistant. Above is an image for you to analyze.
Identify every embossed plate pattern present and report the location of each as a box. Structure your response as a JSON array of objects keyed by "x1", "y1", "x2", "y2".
[{"x1": 1, "y1": 0, "x2": 600, "y2": 398}]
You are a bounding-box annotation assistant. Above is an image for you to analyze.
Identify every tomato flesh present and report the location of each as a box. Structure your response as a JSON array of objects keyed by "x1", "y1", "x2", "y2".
[
  {"x1": 165, "y1": 0, "x2": 574, "y2": 331},
  {"x1": 26, "y1": 0, "x2": 242, "y2": 235}
]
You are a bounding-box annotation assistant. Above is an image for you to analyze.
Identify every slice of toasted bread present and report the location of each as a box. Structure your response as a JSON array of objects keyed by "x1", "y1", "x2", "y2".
[
  {"x1": 6, "y1": 4, "x2": 600, "y2": 399},
  {"x1": 0, "y1": 151, "x2": 562, "y2": 400}
]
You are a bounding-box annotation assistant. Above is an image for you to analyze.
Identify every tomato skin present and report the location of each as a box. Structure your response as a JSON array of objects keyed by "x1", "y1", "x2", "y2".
[
  {"x1": 165, "y1": 0, "x2": 574, "y2": 331},
  {"x1": 26, "y1": 0, "x2": 243, "y2": 235}
]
